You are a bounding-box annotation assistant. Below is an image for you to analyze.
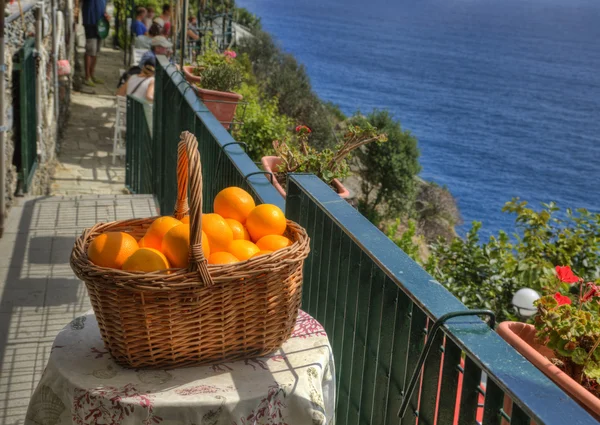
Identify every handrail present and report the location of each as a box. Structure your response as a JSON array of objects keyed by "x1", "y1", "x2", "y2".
[
  {"x1": 155, "y1": 56, "x2": 284, "y2": 210},
  {"x1": 286, "y1": 173, "x2": 598, "y2": 425}
]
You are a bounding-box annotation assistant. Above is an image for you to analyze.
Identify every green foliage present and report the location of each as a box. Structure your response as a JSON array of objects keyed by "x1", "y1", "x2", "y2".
[
  {"x1": 236, "y1": 31, "x2": 338, "y2": 150},
  {"x1": 535, "y1": 279, "x2": 600, "y2": 388},
  {"x1": 387, "y1": 219, "x2": 422, "y2": 262},
  {"x1": 273, "y1": 123, "x2": 386, "y2": 185},
  {"x1": 353, "y1": 110, "x2": 421, "y2": 224},
  {"x1": 502, "y1": 200, "x2": 600, "y2": 289},
  {"x1": 136, "y1": 0, "x2": 161, "y2": 12},
  {"x1": 234, "y1": 7, "x2": 262, "y2": 30},
  {"x1": 425, "y1": 222, "x2": 521, "y2": 322},
  {"x1": 233, "y1": 83, "x2": 293, "y2": 160},
  {"x1": 195, "y1": 49, "x2": 243, "y2": 93},
  {"x1": 418, "y1": 201, "x2": 600, "y2": 322}
]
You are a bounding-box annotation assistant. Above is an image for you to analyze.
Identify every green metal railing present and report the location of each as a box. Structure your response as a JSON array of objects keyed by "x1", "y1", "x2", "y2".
[
  {"x1": 124, "y1": 55, "x2": 598, "y2": 425},
  {"x1": 125, "y1": 96, "x2": 154, "y2": 195},
  {"x1": 151, "y1": 56, "x2": 283, "y2": 214},
  {"x1": 14, "y1": 38, "x2": 37, "y2": 193},
  {"x1": 285, "y1": 174, "x2": 597, "y2": 425}
]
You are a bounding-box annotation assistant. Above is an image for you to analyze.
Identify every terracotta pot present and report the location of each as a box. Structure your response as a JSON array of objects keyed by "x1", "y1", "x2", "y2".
[
  {"x1": 182, "y1": 65, "x2": 202, "y2": 84},
  {"x1": 194, "y1": 87, "x2": 242, "y2": 130},
  {"x1": 261, "y1": 156, "x2": 351, "y2": 199},
  {"x1": 497, "y1": 321, "x2": 600, "y2": 421}
]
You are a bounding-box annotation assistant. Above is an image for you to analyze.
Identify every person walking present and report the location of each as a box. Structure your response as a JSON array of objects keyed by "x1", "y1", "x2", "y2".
[
  {"x1": 160, "y1": 4, "x2": 172, "y2": 36},
  {"x1": 81, "y1": 0, "x2": 107, "y2": 87},
  {"x1": 143, "y1": 6, "x2": 155, "y2": 29},
  {"x1": 131, "y1": 7, "x2": 148, "y2": 37}
]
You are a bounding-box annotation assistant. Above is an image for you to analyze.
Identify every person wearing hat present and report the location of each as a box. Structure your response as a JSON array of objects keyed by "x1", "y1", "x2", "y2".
[
  {"x1": 80, "y1": 0, "x2": 108, "y2": 87},
  {"x1": 117, "y1": 56, "x2": 156, "y2": 103},
  {"x1": 139, "y1": 36, "x2": 173, "y2": 67}
]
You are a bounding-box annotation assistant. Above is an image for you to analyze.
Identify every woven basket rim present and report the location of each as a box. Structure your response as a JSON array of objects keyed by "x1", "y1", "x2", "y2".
[{"x1": 70, "y1": 217, "x2": 309, "y2": 291}]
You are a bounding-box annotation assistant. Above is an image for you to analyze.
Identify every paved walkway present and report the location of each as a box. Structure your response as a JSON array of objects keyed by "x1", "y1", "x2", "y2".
[
  {"x1": 51, "y1": 47, "x2": 127, "y2": 196},
  {"x1": 0, "y1": 43, "x2": 155, "y2": 423},
  {"x1": 0, "y1": 195, "x2": 157, "y2": 424}
]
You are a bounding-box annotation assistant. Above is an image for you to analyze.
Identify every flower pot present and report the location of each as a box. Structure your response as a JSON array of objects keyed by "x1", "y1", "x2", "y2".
[
  {"x1": 182, "y1": 65, "x2": 202, "y2": 84},
  {"x1": 261, "y1": 156, "x2": 351, "y2": 199},
  {"x1": 497, "y1": 321, "x2": 600, "y2": 421},
  {"x1": 194, "y1": 87, "x2": 242, "y2": 130}
]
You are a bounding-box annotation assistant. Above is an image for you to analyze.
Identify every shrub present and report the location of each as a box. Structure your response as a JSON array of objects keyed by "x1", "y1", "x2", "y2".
[
  {"x1": 273, "y1": 123, "x2": 386, "y2": 185},
  {"x1": 352, "y1": 110, "x2": 421, "y2": 225},
  {"x1": 387, "y1": 219, "x2": 422, "y2": 262},
  {"x1": 237, "y1": 31, "x2": 338, "y2": 150},
  {"x1": 234, "y1": 7, "x2": 262, "y2": 30},
  {"x1": 233, "y1": 83, "x2": 293, "y2": 160},
  {"x1": 196, "y1": 49, "x2": 243, "y2": 93},
  {"x1": 422, "y1": 200, "x2": 600, "y2": 322},
  {"x1": 425, "y1": 221, "x2": 521, "y2": 322}
]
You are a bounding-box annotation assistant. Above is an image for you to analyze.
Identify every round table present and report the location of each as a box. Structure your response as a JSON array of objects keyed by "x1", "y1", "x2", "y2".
[{"x1": 25, "y1": 310, "x2": 335, "y2": 425}]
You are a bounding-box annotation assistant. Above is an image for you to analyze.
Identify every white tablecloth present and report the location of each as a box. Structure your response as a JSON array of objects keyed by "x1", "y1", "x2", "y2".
[{"x1": 25, "y1": 310, "x2": 335, "y2": 425}]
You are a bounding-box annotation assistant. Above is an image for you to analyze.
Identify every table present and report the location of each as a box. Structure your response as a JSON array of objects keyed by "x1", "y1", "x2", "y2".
[{"x1": 25, "y1": 310, "x2": 335, "y2": 425}]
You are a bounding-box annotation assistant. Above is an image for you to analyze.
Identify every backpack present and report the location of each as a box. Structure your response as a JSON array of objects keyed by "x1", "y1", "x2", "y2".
[{"x1": 117, "y1": 66, "x2": 142, "y2": 89}]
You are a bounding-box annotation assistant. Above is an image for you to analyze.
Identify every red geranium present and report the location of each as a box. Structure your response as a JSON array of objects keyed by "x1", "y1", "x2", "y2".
[
  {"x1": 295, "y1": 125, "x2": 311, "y2": 134},
  {"x1": 582, "y1": 283, "x2": 599, "y2": 303},
  {"x1": 555, "y1": 265, "x2": 580, "y2": 284},
  {"x1": 553, "y1": 292, "x2": 572, "y2": 306}
]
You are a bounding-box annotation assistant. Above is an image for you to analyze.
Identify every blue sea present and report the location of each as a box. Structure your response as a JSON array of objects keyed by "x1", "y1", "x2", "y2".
[{"x1": 237, "y1": 0, "x2": 600, "y2": 237}]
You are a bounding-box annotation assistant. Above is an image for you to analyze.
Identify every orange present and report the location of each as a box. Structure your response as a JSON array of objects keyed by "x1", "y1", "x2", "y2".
[
  {"x1": 87, "y1": 232, "x2": 139, "y2": 269},
  {"x1": 180, "y1": 216, "x2": 190, "y2": 224},
  {"x1": 245, "y1": 204, "x2": 287, "y2": 242},
  {"x1": 213, "y1": 187, "x2": 256, "y2": 223},
  {"x1": 208, "y1": 251, "x2": 239, "y2": 265},
  {"x1": 122, "y1": 248, "x2": 170, "y2": 272},
  {"x1": 225, "y1": 218, "x2": 250, "y2": 241},
  {"x1": 143, "y1": 216, "x2": 182, "y2": 250},
  {"x1": 202, "y1": 213, "x2": 233, "y2": 252},
  {"x1": 227, "y1": 240, "x2": 260, "y2": 261},
  {"x1": 162, "y1": 224, "x2": 210, "y2": 268},
  {"x1": 256, "y1": 235, "x2": 292, "y2": 252},
  {"x1": 138, "y1": 236, "x2": 149, "y2": 248},
  {"x1": 251, "y1": 250, "x2": 273, "y2": 259}
]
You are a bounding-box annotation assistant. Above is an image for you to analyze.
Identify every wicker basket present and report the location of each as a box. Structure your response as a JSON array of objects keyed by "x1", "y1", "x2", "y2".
[{"x1": 70, "y1": 132, "x2": 310, "y2": 369}]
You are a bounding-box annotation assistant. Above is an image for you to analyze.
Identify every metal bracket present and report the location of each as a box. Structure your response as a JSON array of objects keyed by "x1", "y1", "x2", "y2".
[
  {"x1": 244, "y1": 171, "x2": 274, "y2": 184},
  {"x1": 221, "y1": 141, "x2": 248, "y2": 152},
  {"x1": 398, "y1": 309, "x2": 496, "y2": 419}
]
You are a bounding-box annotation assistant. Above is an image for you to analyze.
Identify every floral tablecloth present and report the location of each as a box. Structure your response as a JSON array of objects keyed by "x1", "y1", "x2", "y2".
[{"x1": 25, "y1": 310, "x2": 335, "y2": 425}]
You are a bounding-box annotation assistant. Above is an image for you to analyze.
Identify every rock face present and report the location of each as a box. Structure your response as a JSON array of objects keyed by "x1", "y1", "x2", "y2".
[{"x1": 2, "y1": 0, "x2": 75, "y2": 215}]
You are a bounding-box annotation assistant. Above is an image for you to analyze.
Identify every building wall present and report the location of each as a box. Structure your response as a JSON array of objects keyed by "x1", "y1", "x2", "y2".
[{"x1": 2, "y1": 0, "x2": 75, "y2": 213}]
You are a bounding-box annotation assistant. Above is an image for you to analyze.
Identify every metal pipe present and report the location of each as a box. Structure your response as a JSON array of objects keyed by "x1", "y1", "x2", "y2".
[
  {"x1": 35, "y1": 2, "x2": 43, "y2": 158},
  {"x1": 51, "y1": 0, "x2": 59, "y2": 126},
  {"x1": 180, "y1": 0, "x2": 188, "y2": 69},
  {"x1": 0, "y1": 0, "x2": 6, "y2": 237}
]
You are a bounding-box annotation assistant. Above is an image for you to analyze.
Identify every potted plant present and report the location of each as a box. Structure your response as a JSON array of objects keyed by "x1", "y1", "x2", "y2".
[
  {"x1": 261, "y1": 124, "x2": 387, "y2": 198},
  {"x1": 186, "y1": 49, "x2": 243, "y2": 129},
  {"x1": 497, "y1": 265, "x2": 600, "y2": 420}
]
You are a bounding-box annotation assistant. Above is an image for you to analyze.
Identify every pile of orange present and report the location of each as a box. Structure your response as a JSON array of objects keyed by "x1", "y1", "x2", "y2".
[{"x1": 87, "y1": 187, "x2": 292, "y2": 272}]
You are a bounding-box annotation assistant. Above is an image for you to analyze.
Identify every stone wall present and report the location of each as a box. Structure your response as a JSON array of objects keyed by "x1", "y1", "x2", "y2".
[{"x1": 2, "y1": 0, "x2": 74, "y2": 215}]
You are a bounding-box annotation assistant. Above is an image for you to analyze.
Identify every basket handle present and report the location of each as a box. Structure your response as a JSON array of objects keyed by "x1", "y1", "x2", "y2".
[{"x1": 174, "y1": 131, "x2": 214, "y2": 286}]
